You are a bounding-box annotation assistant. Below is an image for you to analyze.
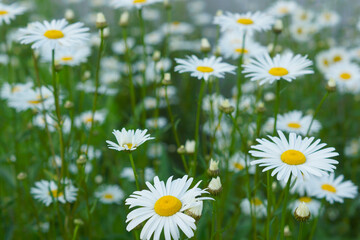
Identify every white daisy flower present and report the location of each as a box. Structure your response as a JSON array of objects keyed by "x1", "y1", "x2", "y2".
[
  {"x1": 290, "y1": 196, "x2": 321, "y2": 217},
  {"x1": 30, "y1": 180, "x2": 78, "y2": 206},
  {"x1": 161, "y1": 21, "x2": 194, "y2": 35},
  {"x1": 125, "y1": 175, "x2": 212, "y2": 240},
  {"x1": 106, "y1": 128, "x2": 154, "y2": 152},
  {"x1": 271, "y1": 110, "x2": 321, "y2": 135},
  {"x1": 95, "y1": 185, "x2": 124, "y2": 204},
  {"x1": 33, "y1": 113, "x2": 71, "y2": 134},
  {"x1": 229, "y1": 152, "x2": 256, "y2": 174},
  {"x1": 267, "y1": 1, "x2": 297, "y2": 17},
  {"x1": 311, "y1": 173, "x2": 358, "y2": 204},
  {"x1": 0, "y1": 82, "x2": 33, "y2": 100},
  {"x1": 214, "y1": 11, "x2": 275, "y2": 34},
  {"x1": 317, "y1": 10, "x2": 340, "y2": 28},
  {"x1": 74, "y1": 110, "x2": 107, "y2": 129},
  {"x1": 325, "y1": 62, "x2": 360, "y2": 94},
  {"x1": 146, "y1": 117, "x2": 167, "y2": 129},
  {"x1": 76, "y1": 80, "x2": 118, "y2": 96},
  {"x1": 240, "y1": 198, "x2": 267, "y2": 218},
  {"x1": 110, "y1": 0, "x2": 162, "y2": 9},
  {"x1": 175, "y1": 55, "x2": 236, "y2": 81},
  {"x1": 0, "y1": 3, "x2": 26, "y2": 25},
  {"x1": 290, "y1": 22, "x2": 317, "y2": 43},
  {"x1": 40, "y1": 45, "x2": 91, "y2": 66},
  {"x1": 69, "y1": 162, "x2": 93, "y2": 174},
  {"x1": 18, "y1": 19, "x2": 89, "y2": 49},
  {"x1": 292, "y1": 8, "x2": 314, "y2": 23},
  {"x1": 249, "y1": 130, "x2": 339, "y2": 182},
  {"x1": 242, "y1": 52, "x2": 314, "y2": 85}
]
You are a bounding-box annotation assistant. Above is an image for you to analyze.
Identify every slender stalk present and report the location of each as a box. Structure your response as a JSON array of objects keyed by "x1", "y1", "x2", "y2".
[
  {"x1": 138, "y1": 8, "x2": 148, "y2": 126},
  {"x1": 129, "y1": 152, "x2": 140, "y2": 191},
  {"x1": 211, "y1": 200, "x2": 217, "y2": 240},
  {"x1": 273, "y1": 80, "x2": 281, "y2": 135},
  {"x1": 306, "y1": 91, "x2": 329, "y2": 136},
  {"x1": 279, "y1": 175, "x2": 292, "y2": 240},
  {"x1": 86, "y1": 28, "x2": 105, "y2": 155},
  {"x1": 122, "y1": 27, "x2": 136, "y2": 117},
  {"x1": 164, "y1": 85, "x2": 189, "y2": 172},
  {"x1": 72, "y1": 224, "x2": 80, "y2": 240},
  {"x1": 265, "y1": 171, "x2": 272, "y2": 239},
  {"x1": 309, "y1": 200, "x2": 325, "y2": 240},
  {"x1": 191, "y1": 79, "x2": 206, "y2": 176},
  {"x1": 163, "y1": 4, "x2": 172, "y2": 58},
  {"x1": 298, "y1": 222, "x2": 304, "y2": 240}
]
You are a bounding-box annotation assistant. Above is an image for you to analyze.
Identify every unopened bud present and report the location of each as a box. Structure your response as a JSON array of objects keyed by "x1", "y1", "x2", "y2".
[
  {"x1": 200, "y1": 38, "x2": 211, "y2": 53},
  {"x1": 214, "y1": 46, "x2": 221, "y2": 57},
  {"x1": 119, "y1": 12, "x2": 129, "y2": 27},
  {"x1": 95, "y1": 175, "x2": 103, "y2": 184},
  {"x1": 185, "y1": 140, "x2": 195, "y2": 154},
  {"x1": 208, "y1": 177, "x2": 222, "y2": 195},
  {"x1": 17, "y1": 172, "x2": 27, "y2": 180},
  {"x1": 273, "y1": 19, "x2": 283, "y2": 34},
  {"x1": 76, "y1": 155, "x2": 87, "y2": 165},
  {"x1": 177, "y1": 145, "x2": 186, "y2": 154},
  {"x1": 162, "y1": 73, "x2": 172, "y2": 85},
  {"x1": 264, "y1": 92, "x2": 275, "y2": 102},
  {"x1": 256, "y1": 101, "x2": 265, "y2": 113},
  {"x1": 185, "y1": 201, "x2": 203, "y2": 221},
  {"x1": 284, "y1": 225, "x2": 291, "y2": 237},
  {"x1": 64, "y1": 100, "x2": 74, "y2": 109},
  {"x1": 102, "y1": 27, "x2": 110, "y2": 38},
  {"x1": 96, "y1": 13, "x2": 108, "y2": 29},
  {"x1": 208, "y1": 159, "x2": 220, "y2": 176},
  {"x1": 294, "y1": 202, "x2": 311, "y2": 222},
  {"x1": 164, "y1": 0, "x2": 171, "y2": 9},
  {"x1": 326, "y1": 78, "x2": 336, "y2": 92},
  {"x1": 83, "y1": 70, "x2": 91, "y2": 80},
  {"x1": 218, "y1": 99, "x2": 234, "y2": 114},
  {"x1": 65, "y1": 9, "x2": 75, "y2": 21},
  {"x1": 152, "y1": 50, "x2": 161, "y2": 62},
  {"x1": 74, "y1": 219, "x2": 84, "y2": 225}
]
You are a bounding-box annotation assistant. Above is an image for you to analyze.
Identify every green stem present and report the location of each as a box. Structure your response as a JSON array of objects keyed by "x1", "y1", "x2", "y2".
[
  {"x1": 265, "y1": 171, "x2": 272, "y2": 240},
  {"x1": 298, "y1": 222, "x2": 303, "y2": 240},
  {"x1": 306, "y1": 91, "x2": 329, "y2": 136},
  {"x1": 211, "y1": 200, "x2": 217, "y2": 240},
  {"x1": 163, "y1": 5, "x2": 172, "y2": 58},
  {"x1": 191, "y1": 79, "x2": 206, "y2": 176},
  {"x1": 72, "y1": 225, "x2": 80, "y2": 240},
  {"x1": 129, "y1": 153, "x2": 140, "y2": 191},
  {"x1": 138, "y1": 8, "x2": 148, "y2": 126},
  {"x1": 309, "y1": 200, "x2": 325, "y2": 240},
  {"x1": 279, "y1": 175, "x2": 292, "y2": 240},
  {"x1": 273, "y1": 80, "x2": 281, "y2": 135}
]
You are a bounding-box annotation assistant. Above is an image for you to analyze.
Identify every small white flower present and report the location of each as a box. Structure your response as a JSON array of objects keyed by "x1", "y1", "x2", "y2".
[
  {"x1": 106, "y1": 128, "x2": 154, "y2": 152},
  {"x1": 95, "y1": 185, "x2": 124, "y2": 204}
]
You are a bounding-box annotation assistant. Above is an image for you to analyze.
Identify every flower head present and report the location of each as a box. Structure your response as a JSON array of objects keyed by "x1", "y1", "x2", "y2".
[{"x1": 106, "y1": 128, "x2": 154, "y2": 152}]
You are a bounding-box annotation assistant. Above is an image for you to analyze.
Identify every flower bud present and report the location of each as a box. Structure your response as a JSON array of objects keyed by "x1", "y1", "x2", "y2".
[
  {"x1": 294, "y1": 202, "x2": 311, "y2": 222},
  {"x1": 83, "y1": 70, "x2": 91, "y2": 80},
  {"x1": 326, "y1": 78, "x2": 336, "y2": 92},
  {"x1": 74, "y1": 219, "x2": 84, "y2": 226},
  {"x1": 218, "y1": 99, "x2": 234, "y2": 114},
  {"x1": 152, "y1": 50, "x2": 161, "y2": 62},
  {"x1": 76, "y1": 154, "x2": 87, "y2": 165},
  {"x1": 164, "y1": 0, "x2": 171, "y2": 9},
  {"x1": 65, "y1": 9, "x2": 75, "y2": 21},
  {"x1": 255, "y1": 101, "x2": 265, "y2": 113},
  {"x1": 64, "y1": 100, "x2": 74, "y2": 109},
  {"x1": 17, "y1": 172, "x2": 27, "y2": 180},
  {"x1": 185, "y1": 201, "x2": 203, "y2": 221},
  {"x1": 208, "y1": 177, "x2": 222, "y2": 195},
  {"x1": 102, "y1": 27, "x2": 110, "y2": 38},
  {"x1": 273, "y1": 19, "x2": 283, "y2": 34},
  {"x1": 185, "y1": 140, "x2": 196, "y2": 154},
  {"x1": 96, "y1": 13, "x2": 108, "y2": 29},
  {"x1": 177, "y1": 145, "x2": 186, "y2": 154},
  {"x1": 208, "y1": 159, "x2": 220, "y2": 176},
  {"x1": 162, "y1": 73, "x2": 172, "y2": 85},
  {"x1": 264, "y1": 92, "x2": 275, "y2": 102},
  {"x1": 284, "y1": 225, "x2": 291, "y2": 237},
  {"x1": 95, "y1": 175, "x2": 103, "y2": 184},
  {"x1": 200, "y1": 38, "x2": 211, "y2": 53},
  {"x1": 119, "y1": 11, "x2": 129, "y2": 27}
]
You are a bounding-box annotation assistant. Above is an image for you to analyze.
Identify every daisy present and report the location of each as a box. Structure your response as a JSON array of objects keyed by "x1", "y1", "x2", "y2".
[
  {"x1": 110, "y1": 0, "x2": 162, "y2": 9},
  {"x1": 267, "y1": 1, "x2": 297, "y2": 17},
  {"x1": 249, "y1": 130, "x2": 339, "y2": 182},
  {"x1": 0, "y1": 82, "x2": 33, "y2": 100},
  {"x1": 240, "y1": 198, "x2": 267, "y2": 218},
  {"x1": 175, "y1": 55, "x2": 236, "y2": 81},
  {"x1": 325, "y1": 62, "x2": 360, "y2": 93},
  {"x1": 74, "y1": 110, "x2": 107, "y2": 129},
  {"x1": 327, "y1": 47, "x2": 351, "y2": 65},
  {"x1": 95, "y1": 185, "x2": 124, "y2": 204},
  {"x1": 311, "y1": 173, "x2": 358, "y2": 204},
  {"x1": 317, "y1": 10, "x2": 340, "y2": 28},
  {"x1": 213, "y1": 11, "x2": 275, "y2": 34},
  {"x1": 161, "y1": 21, "x2": 194, "y2": 35},
  {"x1": 292, "y1": 8, "x2": 314, "y2": 23},
  {"x1": 30, "y1": 180, "x2": 78, "y2": 206},
  {"x1": 33, "y1": 113, "x2": 71, "y2": 134},
  {"x1": 290, "y1": 22, "x2": 317, "y2": 43},
  {"x1": 272, "y1": 110, "x2": 321, "y2": 135},
  {"x1": 229, "y1": 152, "x2": 256, "y2": 174},
  {"x1": 41, "y1": 45, "x2": 91, "y2": 66},
  {"x1": 290, "y1": 196, "x2": 321, "y2": 217},
  {"x1": 242, "y1": 52, "x2": 314, "y2": 85},
  {"x1": 0, "y1": 2, "x2": 26, "y2": 25},
  {"x1": 106, "y1": 128, "x2": 154, "y2": 152},
  {"x1": 125, "y1": 175, "x2": 212, "y2": 240},
  {"x1": 18, "y1": 19, "x2": 89, "y2": 49}
]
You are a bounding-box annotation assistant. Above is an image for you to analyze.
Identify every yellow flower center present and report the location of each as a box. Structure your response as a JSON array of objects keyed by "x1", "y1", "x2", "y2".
[
  {"x1": 235, "y1": 48, "x2": 248, "y2": 54},
  {"x1": 279, "y1": 7, "x2": 289, "y2": 14},
  {"x1": 0, "y1": 10, "x2": 8, "y2": 15},
  {"x1": 281, "y1": 150, "x2": 306, "y2": 165},
  {"x1": 133, "y1": 0, "x2": 146, "y2": 3},
  {"x1": 196, "y1": 66, "x2": 214, "y2": 73},
  {"x1": 251, "y1": 198, "x2": 262, "y2": 206},
  {"x1": 287, "y1": 122, "x2": 301, "y2": 129},
  {"x1": 323, "y1": 59, "x2": 329, "y2": 66},
  {"x1": 49, "y1": 189, "x2": 63, "y2": 198},
  {"x1": 84, "y1": 117, "x2": 93, "y2": 123},
  {"x1": 154, "y1": 195, "x2": 182, "y2": 217},
  {"x1": 299, "y1": 196, "x2": 312, "y2": 203},
  {"x1": 321, "y1": 184, "x2": 337, "y2": 193},
  {"x1": 340, "y1": 73, "x2": 351, "y2": 80},
  {"x1": 297, "y1": 28, "x2": 303, "y2": 34},
  {"x1": 233, "y1": 163, "x2": 244, "y2": 170},
  {"x1": 172, "y1": 21, "x2": 180, "y2": 26},
  {"x1": 268, "y1": 67, "x2": 289, "y2": 77},
  {"x1": 333, "y1": 55, "x2": 342, "y2": 62},
  {"x1": 11, "y1": 86, "x2": 21, "y2": 93},
  {"x1": 44, "y1": 30, "x2": 65, "y2": 39},
  {"x1": 103, "y1": 193, "x2": 114, "y2": 199},
  {"x1": 28, "y1": 95, "x2": 43, "y2": 105},
  {"x1": 61, "y1": 56, "x2": 73, "y2": 62},
  {"x1": 123, "y1": 143, "x2": 134, "y2": 149},
  {"x1": 237, "y1": 18, "x2": 254, "y2": 25}
]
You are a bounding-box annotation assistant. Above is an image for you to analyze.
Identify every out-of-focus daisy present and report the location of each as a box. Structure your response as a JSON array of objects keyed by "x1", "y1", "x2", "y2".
[
  {"x1": 292, "y1": 8, "x2": 314, "y2": 23},
  {"x1": 147, "y1": 143, "x2": 165, "y2": 159},
  {"x1": 69, "y1": 162, "x2": 93, "y2": 174},
  {"x1": 18, "y1": 19, "x2": 89, "y2": 49},
  {"x1": 214, "y1": 11, "x2": 274, "y2": 34},
  {"x1": 74, "y1": 110, "x2": 107, "y2": 129},
  {"x1": 327, "y1": 48, "x2": 351, "y2": 65},
  {"x1": 311, "y1": 173, "x2": 358, "y2": 204},
  {"x1": 110, "y1": 0, "x2": 162, "y2": 9},
  {"x1": 41, "y1": 45, "x2": 91, "y2": 66},
  {"x1": 31, "y1": 180, "x2": 78, "y2": 206},
  {"x1": 240, "y1": 198, "x2": 267, "y2": 218},
  {"x1": 76, "y1": 80, "x2": 118, "y2": 96},
  {"x1": 120, "y1": 167, "x2": 155, "y2": 182},
  {"x1": 249, "y1": 131, "x2": 339, "y2": 182},
  {"x1": 344, "y1": 138, "x2": 360, "y2": 157},
  {"x1": 161, "y1": 21, "x2": 194, "y2": 35},
  {"x1": 229, "y1": 152, "x2": 256, "y2": 174},
  {"x1": 317, "y1": 10, "x2": 340, "y2": 28},
  {"x1": 242, "y1": 52, "x2": 314, "y2": 85},
  {"x1": 112, "y1": 38, "x2": 135, "y2": 55},
  {"x1": 290, "y1": 22, "x2": 317, "y2": 43},
  {"x1": 146, "y1": 117, "x2": 167, "y2": 129},
  {"x1": 0, "y1": 82, "x2": 33, "y2": 100},
  {"x1": 290, "y1": 196, "x2": 321, "y2": 217},
  {"x1": 0, "y1": 3, "x2": 26, "y2": 25},
  {"x1": 267, "y1": 1, "x2": 297, "y2": 17},
  {"x1": 325, "y1": 62, "x2": 360, "y2": 93},
  {"x1": 219, "y1": 32, "x2": 267, "y2": 60},
  {"x1": 95, "y1": 185, "x2": 124, "y2": 204},
  {"x1": 106, "y1": 128, "x2": 154, "y2": 152},
  {"x1": 33, "y1": 113, "x2": 71, "y2": 134},
  {"x1": 175, "y1": 55, "x2": 236, "y2": 81},
  {"x1": 125, "y1": 175, "x2": 212, "y2": 240},
  {"x1": 271, "y1": 110, "x2": 321, "y2": 135}
]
